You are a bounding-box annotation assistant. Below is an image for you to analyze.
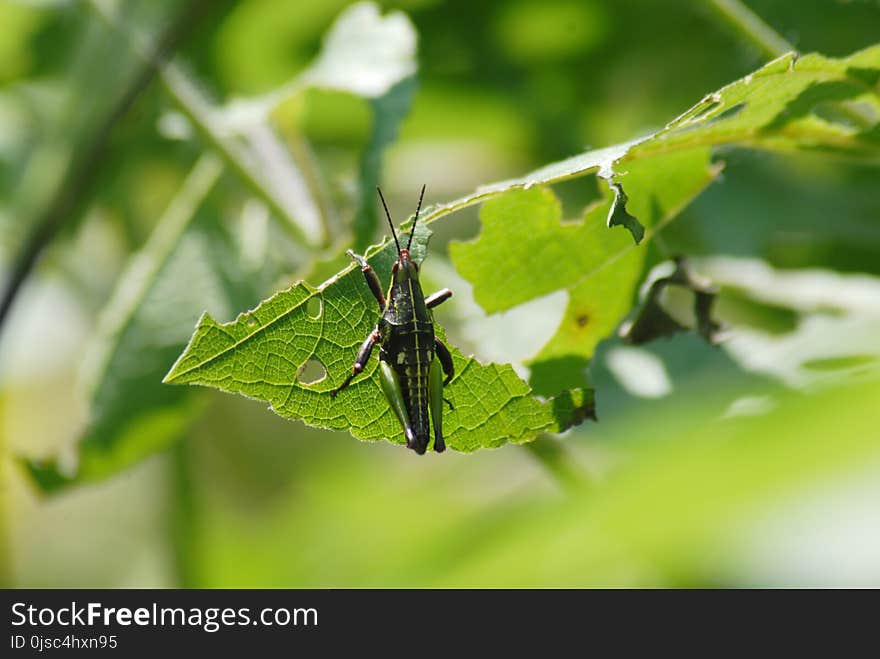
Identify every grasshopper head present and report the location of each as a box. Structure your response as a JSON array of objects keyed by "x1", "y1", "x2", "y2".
[
  {"x1": 392, "y1": 249, "x2": 419, "y2": 282},
  {"x1": 377, "y1": 184, "x2": 426, "y2": 283}
]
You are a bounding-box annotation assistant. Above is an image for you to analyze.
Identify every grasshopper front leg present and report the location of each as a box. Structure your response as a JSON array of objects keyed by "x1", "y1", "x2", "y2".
[
  {"x1": 347, "y1": 250, "x2": 386, "y2": 310},
  {"x1": 425, "y1": 288, "x2": 452, "y2": 309},
  {"x1": 330, "y1": 326, "x2": 381, "y2": 397}
]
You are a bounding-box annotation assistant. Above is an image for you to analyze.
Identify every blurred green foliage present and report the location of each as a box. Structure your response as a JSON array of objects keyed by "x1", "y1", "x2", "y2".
[{"x1": 2, "y1": 0, "x2": 879, "y2": 588}]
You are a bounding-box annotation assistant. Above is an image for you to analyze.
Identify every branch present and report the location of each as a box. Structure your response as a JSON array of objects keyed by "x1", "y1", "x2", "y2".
[
  {"x1": 523, "y1": 437, "x2": 589, "y2": 492},
  {"x1": 705, "y1": 0, "x2": 874, "y2": 129},
  {"x1": 0, "y1": 0, "x2": 209, "y2": 337},
  {"x1": 90, "y1": 1, "x2": 324, "y2": 248},
  {"x1": 705, "y1": 0, "x2": 793, "y2": 59}
]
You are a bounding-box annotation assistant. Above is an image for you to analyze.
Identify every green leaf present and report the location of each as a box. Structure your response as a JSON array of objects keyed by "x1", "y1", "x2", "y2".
[
  {"x1": 638, "y1": 45, "x2": 880, "y2": 158},
  {"x1": 605, "y1": 181, "x2": 643, "y2": 244},
  {"x1": 449, "y1": 148, "x2": 720, "y2": 395},
  {"x1": 164, "y1": 226, "x2": 594, "y2": 452},
  {"x1": 415, "y1": 43, "x2": 880, "y2": 235},
  {"x1": 438, "y1": 44, "x2": 880, "y2": 395}
]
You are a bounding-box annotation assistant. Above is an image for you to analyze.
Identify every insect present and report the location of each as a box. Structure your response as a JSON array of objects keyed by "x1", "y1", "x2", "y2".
[{"x1": 330, "y1": 185, "x2": 454, "y2": 455}]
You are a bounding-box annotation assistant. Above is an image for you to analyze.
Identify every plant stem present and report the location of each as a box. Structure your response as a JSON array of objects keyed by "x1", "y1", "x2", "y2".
[
  {"x1": 160, "y1": 68, "x2": 316, "y2": 247},
  {"x1": 523, "y1": 437, "x2": 589, "y2": 492},
  {"x1": 170, "y1": 439, "x2": 200, "y2": 587},
  {"x1": 0, "y1": 0, "x2": 207, "y2": 339},
  {"x1": 89, "y1": 0, "x2": 324, "y2": 248},
  {"x1": 705, "y1": 0, "x2": 792, "y2": 59},
  {"x1": 84, "y1": 154, "x2": 221, "y2": 394}
]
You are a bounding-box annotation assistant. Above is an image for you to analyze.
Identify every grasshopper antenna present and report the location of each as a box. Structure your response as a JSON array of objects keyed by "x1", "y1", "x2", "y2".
[
  {"x1": 406, "y1": 184, "x2": 426, "y2": 253},
  {"x1": 376, "y1": 186, "x2": 402, "y2": 253}
]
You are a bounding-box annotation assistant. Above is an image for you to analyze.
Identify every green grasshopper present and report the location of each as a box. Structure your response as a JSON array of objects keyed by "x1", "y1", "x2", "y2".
[{"x1": 330, "y1": 185, "x2": 454, "y2": 455}]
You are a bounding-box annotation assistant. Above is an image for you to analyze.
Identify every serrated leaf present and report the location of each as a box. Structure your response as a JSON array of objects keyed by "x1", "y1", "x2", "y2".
[
  {"x1": 164, "y1": 225, "x2": 593, "y2": 451},
  {"x1": 417, "y1": 44, "x2": 880, "y2": 236},
  {"x1": 449, "y1": 149, "x2": 720, "y2": 395},
  {"x1": 644, "y1": 45, "x2": 880, "y2": 158}
]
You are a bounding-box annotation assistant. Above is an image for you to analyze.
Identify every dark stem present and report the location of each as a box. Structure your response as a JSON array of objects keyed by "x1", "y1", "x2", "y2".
[{"x1": 0, "y1": 0, "x2": 209, "y2": 338}]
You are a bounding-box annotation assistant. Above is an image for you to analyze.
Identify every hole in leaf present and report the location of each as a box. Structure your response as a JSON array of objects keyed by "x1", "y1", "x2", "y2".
[
  {"x1": 550, "y1": 175, "x2": 603, "y2": 217},
  {"x1": 297, "y1": 358, "x2": 327, "y2": 385},
  {"x1": 307, "y1": 297, "x2": 323, "y2": 319},
  {"x1": 681, "y1": 96, "x2": 721, "y2": 123},
  {"x1": 575, "y1": 313, "x2": 589, "y2": 327},
  {"x1": 672, "y1": 101, "x2": 745, "y2": 134},
  {"x1": 713, "y1": 102, "x2": 745, "y2": 122},
  {"x1": 813, "y1": 101, "x2": 877, "y2": 131}
]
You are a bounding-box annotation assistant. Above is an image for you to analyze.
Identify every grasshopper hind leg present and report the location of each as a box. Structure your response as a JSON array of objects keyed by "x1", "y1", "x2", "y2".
[
  {"x1": 378, "y1": 360, "x2": 419, "y2": 451},
  {"x1": 429, "y1": 358, "x2": 446, "y2": 453}
]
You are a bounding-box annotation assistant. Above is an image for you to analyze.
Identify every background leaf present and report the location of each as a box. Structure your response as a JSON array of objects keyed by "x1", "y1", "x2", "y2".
[
  {"x1": 20, "y1": 1, "x2": 426, "y2": 489},
  {"x1": 27, "y1": 156, "x2": 226, "y2": 489},
  {"x1": 300, "y1": 1, "x2": 417, "y2": 98},
  {"x1": 169, "y1": 376, "x2": 880, "y2": 587}
]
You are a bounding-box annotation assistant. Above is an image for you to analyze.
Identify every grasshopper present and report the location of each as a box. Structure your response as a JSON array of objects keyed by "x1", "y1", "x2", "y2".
[{"x1": 330, "y1": 185, "x2": 454, "y2": 455}]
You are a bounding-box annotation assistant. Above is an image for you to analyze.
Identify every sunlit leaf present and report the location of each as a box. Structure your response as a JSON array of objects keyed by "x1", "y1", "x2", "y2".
[
  {"x1": 449, "y1": 149, "x2": 720, "y2": 395},
  {"x1": 164, "y1": 225, "x2": 594, "y2": 451},
  {"x1": 418, "y1": 43, "x2": 880, "y2": 232},
  {"x1": 301, "y1": 1, "x2": 417, "y2": 98},
  {"x1": 217, "y1": 1, "x2": 418, "y2": 129}
]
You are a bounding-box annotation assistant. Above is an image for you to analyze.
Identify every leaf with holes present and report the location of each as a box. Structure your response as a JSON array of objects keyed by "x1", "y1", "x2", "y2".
[
  {"x1": 450, "y1": 148, "x2": 721, "y2": 396},
  {"x1": 440, "y1": 45, "x2": 880, "y2": 397},
  {"x1": 164, "y1": 224, "x2": 594, "y2": 451},
  {"x1": 418, "y1": 44, "x2": 880, "y2": 243}
]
